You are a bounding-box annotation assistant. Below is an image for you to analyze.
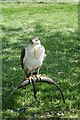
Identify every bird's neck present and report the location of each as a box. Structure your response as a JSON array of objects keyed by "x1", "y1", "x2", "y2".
[{"x1": 31, "y1": 43, "x2": 40, "y2": 46}]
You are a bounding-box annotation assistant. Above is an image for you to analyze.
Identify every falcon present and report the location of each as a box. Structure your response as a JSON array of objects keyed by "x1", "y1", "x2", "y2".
[{"x1": 20, "y1": 37, "x2": 46, "y2": 81}]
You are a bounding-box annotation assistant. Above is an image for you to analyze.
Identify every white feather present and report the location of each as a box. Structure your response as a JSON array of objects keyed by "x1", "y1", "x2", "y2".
[{"x1": 23, "y1": 43, "x2": 46, "y2": 71}]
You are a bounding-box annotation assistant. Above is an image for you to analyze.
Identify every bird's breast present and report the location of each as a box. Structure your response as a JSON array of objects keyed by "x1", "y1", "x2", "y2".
[
  {"x1": 23, "y1": 44, "x2": 45, "y2": 71},
  {"x1": 28, "y1": 44, "x2": 45, "y2": 58}
]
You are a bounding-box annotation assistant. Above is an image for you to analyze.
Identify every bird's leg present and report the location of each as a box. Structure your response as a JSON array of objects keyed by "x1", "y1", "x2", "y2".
[
  {"x1": 24, "y1": 69, "x2": 34, "y2": 83},
  {"x1": 25, "y1": 71, "x2": 34, "y2": 83},
  {"x1": 35, "y1": 67, "x2": 41, "y2": 80}
]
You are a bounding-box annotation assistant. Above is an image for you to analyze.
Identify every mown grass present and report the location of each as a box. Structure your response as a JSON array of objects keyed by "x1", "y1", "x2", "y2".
[{"x1": 2, "y1": 2, "x2": 79, "y2": 119}]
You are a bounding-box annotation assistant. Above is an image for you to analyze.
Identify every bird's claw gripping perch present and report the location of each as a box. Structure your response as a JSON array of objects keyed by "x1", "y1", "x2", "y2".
[
  {"x1": 25, "y1": 74, "x2": 41, "y2": 83},
  {"x1": 35, "y1": 74, "x2": 41, "y2": 80},
  {"x1": 25, "y1": 76, "x2": 34, "y2": 83}
]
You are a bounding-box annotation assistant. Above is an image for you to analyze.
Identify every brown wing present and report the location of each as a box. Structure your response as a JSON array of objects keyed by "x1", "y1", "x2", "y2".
[{"x1": 20, "y1": 48, "x2": 25, "y2": 69}]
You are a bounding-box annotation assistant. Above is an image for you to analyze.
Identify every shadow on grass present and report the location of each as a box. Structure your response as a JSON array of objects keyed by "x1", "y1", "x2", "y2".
[
  {"x1": 2, "y1": 23, "x2": 79, "y2": 118},
  {"x1": 1, "y1": 24, "x2": 22, "y2": 32}
]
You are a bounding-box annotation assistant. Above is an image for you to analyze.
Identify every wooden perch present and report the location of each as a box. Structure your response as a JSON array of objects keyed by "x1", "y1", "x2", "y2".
[{"x1": 9, "y1": 76, "x2": 65, "y2": 103}]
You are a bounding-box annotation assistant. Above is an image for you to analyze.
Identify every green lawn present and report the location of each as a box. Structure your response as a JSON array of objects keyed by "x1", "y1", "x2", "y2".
[{"x1": 2, "y1": 2, "x2": 79, "y2": 119}]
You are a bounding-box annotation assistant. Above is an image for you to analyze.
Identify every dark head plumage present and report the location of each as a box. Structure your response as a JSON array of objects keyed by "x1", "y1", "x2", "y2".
[{"x1": 30, "y1": 37, "x2": 40, "y2": 44}]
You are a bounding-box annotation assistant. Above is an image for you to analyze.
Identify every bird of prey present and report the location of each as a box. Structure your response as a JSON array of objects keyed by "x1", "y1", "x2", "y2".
[
  {"x1": 20, "y1": 37, "x2": 46, "y2": 81},
  {"x1": 9, "y1": 37, "x2": 65, "y2": 103}
]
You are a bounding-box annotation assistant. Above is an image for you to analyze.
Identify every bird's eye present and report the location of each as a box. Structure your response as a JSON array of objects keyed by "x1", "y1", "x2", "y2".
[{"x1": 35, "y1": 39, "x2": 38, "y2": 41}]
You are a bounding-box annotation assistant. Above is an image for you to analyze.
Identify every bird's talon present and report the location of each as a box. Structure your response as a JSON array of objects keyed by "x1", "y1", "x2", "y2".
[
  {"x1": 25, "y1": 76, "x2": 34, "y2": 83},
  {"x1": 35, "y1": 74, "x2": 41, "y2": 80}
]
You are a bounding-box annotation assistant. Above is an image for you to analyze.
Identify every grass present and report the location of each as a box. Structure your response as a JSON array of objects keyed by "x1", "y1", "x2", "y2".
[{"x1": 2, "y1": 2, "x2": 79, "y2": 119}]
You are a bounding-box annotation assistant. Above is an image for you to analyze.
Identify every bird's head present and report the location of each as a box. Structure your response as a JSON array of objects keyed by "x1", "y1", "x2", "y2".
[{"x1": 30, "y1": 37, "x2": 40, "y2": 44}]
